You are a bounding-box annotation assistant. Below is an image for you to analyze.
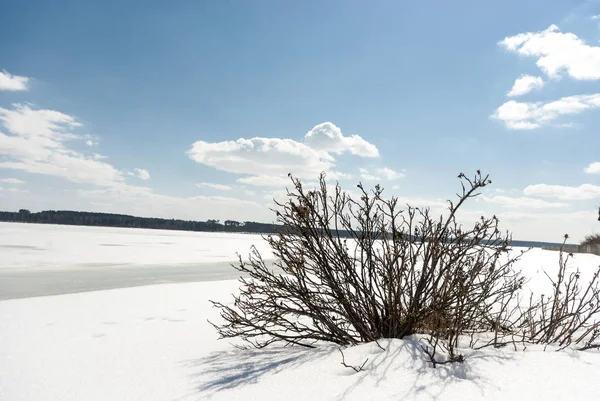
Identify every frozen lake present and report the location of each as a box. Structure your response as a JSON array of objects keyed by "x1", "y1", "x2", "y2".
[{"x1": 0, "y1": 223, "x2": 274, "y2": 300}]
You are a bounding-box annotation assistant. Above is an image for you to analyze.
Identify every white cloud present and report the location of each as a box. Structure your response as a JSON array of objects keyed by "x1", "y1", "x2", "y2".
[
  {"x1": 129, "y1": 168, "x2": 150, "y2": 180},
  {"x1": 303, "y1": 122, "x2": 379, "y2": 157},
  {"x1": 237, "y1": 175, "x2": 293, "y2": 188},
  {"x1": 196, "y1": 182, "x2": 232, "y2": 191},
  {"x1": 324, "y1": 170, "x2": 354, "y2": 180},
  {"x1": 237, "y1": 168, "x2": 352, "y2": 190},
  {"x1": 491, "y1": 94, "x2": 600, "y2": 129},
  {"x1": 0, "y1": 104, "x2": 124, "y2": 186},
  {"x1": 359, "y1": 167, "x2": 404, "y2": 181},
  {"x1": 359, "y1": 168, "x2": 378, "y2": 181},
  {"x1": 0, "y1": 185, "x2": 28, "y2": 193},
  {"x1": 85, "y1": 140, "x2": 95, "y2": 147},
  {"x1": 0, "y1": 103, "x2": 280, "y2": 223},
  {"x1": 187, "y1": 122, "x2": 378, "y2": 180},
  {"x1": 592, "y1": 14, "x2": 600, "y2": 20},
  {"x1": 188, "y1": 137, "x2": 334, "y2": 179},
  {"x1": 499, "y1": 24, "x2": 600, "y2": 80},
  {"x1": 584, "y1": 162, "x2": 600, "y2": 174},
  {"x1": 0, "y1": 178, "x2": 25, "y2": 184},
  {"x1": 479, "y1": 195, "x2": 568, "y2": 209},
  {"x1": 0, "y1": 70, "x2": 29, "y2": 91},
  {"x1": 0, "y1": 103, "x2": 82, "y2": 139},
  {"x1": 507, "y1": 75, "x2": 545, "y2": 97},
  {"x1": 377, "y1": 167, "x2": 404, "y2": 180},
  {"x1": 524, "y1": 183, "x2": 600, "y2": 200},
  {"x1": 6, "y1": 187, "x2": 28, "y2": 193}
]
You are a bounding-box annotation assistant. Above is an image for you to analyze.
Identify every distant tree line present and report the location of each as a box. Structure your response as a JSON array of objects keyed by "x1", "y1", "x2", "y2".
[
  {"x1": 0, "y1": 208, "x2": 563, "y2": 248},
  {"x1": 0, "y1": 209, "x2": 278, "y2": 234}
]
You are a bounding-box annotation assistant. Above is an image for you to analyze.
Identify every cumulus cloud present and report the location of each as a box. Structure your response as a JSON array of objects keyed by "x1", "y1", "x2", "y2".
[
  {"x1": 479, "y1": 195, "x2": 568, "y2": 209},
  {"x1": 303, "y1": 122, "x2": 379, "y2": 157},
  {"x1": 188, "y1": 137, "x2": 334, "y2": 178},
  {"x1": 498, "y1": 25, "x2": 600, "y2": 80},
  {"x1": 524, "y1": 183, "x2": 600, "y2": 200},
  {"x1": 0, "y1": 70, "x2": 29, "y2": 91},
  {"x1": 187, "y1": 122, "x2": 378, "y2": 181},
  {"x1": 0, "y1": 104, "x2": 124, "y2": 186},
  {"x1": 196, "y1": 182, "x2": 232, "y2": 191},
  {"x1": 359, "y1": 167, "x2": 404, "y2": 181},
  {"x1": 507, "y1": 75, "x2": 545, "y2": 97},
  {"x1": 0, "y1": 178, "x2": 25, "y2": 184},
  {"x1": 584, "y1": 162, "x2": 600, "y2": 174},
  {"x1": 491, "y1": 94, "x2": 600, "y2": 129}
]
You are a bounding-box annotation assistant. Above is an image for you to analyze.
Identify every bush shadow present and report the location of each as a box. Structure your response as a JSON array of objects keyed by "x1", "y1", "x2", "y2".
[{"x1": 181, "y1": 344, "x2": 333, "y2": 398}]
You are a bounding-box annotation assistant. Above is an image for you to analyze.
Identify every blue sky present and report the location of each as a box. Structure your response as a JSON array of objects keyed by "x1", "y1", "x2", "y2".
[{"x1": 1, "y1": 0, "x2": 599, "y2": 242}]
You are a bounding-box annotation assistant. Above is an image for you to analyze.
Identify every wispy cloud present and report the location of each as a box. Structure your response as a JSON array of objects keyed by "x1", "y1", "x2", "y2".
[
  {"x1": 359, "y1": 167, "x2": 404, "y2": 181},
  {"x1": 0, "y1": 104, "x2": 124, "y2": 186},
  {"x1": 129, "y1": 168, "x2": 150, "y2": 180},
  {"x1": 507, "y1": 75, "x2": 545, "y2": 97},
  {"x1": 237, "y1": 175, "x2": 293, "y2": 188},
  {"x1": 0, "y1": 70, "x2": 29, "y2": 91},
  {"x1": 524, "y1": 183, "x2": 600, "y2": 200},
  {"x1": 0, "y1": 178, "x2": 25, "y2": 184},
  {"x1": 196, "y1": 182, "x2": 232, "y2": 191},
  {"x1": 479, "y1": 195, "x2": 568, "y2": 209},
  {"x1": 491, "y1": 94, "x2": 600, "y2": 129}
]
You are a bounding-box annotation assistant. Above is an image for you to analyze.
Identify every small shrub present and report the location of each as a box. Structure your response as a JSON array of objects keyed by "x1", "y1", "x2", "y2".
[
  {"x1": 209, "y1": 170, "x2": 600, "y2": 366},
  {"x1": 488, "y1": 235, "x2": 600, "y2": 351},
  {"x1": 581, "y1": 233, "x2": 600, "y2": 246},
  {"x1": 210, "y1": 171, "x2": 526, "y2": 362}
]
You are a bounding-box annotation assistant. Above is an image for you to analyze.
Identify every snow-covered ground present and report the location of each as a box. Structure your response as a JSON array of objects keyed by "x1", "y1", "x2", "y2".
[
  {"x1": 0, "y1": 222, "x2": 272, "y2": 271},
  {"x1": 2, "y1": 223, "x2": 600, "y2": 400},
  {"x1": 0, "y1": 222, "x2": 275, "y2": 300}
]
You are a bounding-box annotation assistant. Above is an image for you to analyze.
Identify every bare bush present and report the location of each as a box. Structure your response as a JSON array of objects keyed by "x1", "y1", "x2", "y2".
[
  {"x1": 209, "y1": 171, "x2": 528, "y2": 363},
  {"x1": 581, "y1": 233, "x2": 600, "y2": 246},
  {"x1": 514, "y1": 236, "x2": 600, "y2": 350},
  {"x1": 209, "y1": 171, "x2": 600, "y2": 366}
]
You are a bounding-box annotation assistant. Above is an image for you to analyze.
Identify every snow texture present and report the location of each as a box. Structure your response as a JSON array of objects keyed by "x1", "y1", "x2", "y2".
[{"x1": 1, "y1": 224, "x2": 600, "y2": 400}]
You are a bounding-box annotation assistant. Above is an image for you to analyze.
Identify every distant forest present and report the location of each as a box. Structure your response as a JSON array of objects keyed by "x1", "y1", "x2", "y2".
[
  {"x1": 0, "y1": 209, "x2": 277, "y2": 234},
  {"x1": 0, "y1": 209, "x2": 564, "y2": 248}
]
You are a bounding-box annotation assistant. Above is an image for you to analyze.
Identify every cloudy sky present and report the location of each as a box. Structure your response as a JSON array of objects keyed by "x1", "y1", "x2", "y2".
[{"x1": 1, "y1": 0, "x2": 599, "y2": 242}]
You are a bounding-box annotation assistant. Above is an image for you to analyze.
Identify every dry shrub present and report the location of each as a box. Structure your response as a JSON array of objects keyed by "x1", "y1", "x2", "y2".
[
  {"x1": 581, "y1": 233, "x2": 600, "y2": 246},
  {"x1": 209, "y1": 171, "x2": 600, "y2": 366}
]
